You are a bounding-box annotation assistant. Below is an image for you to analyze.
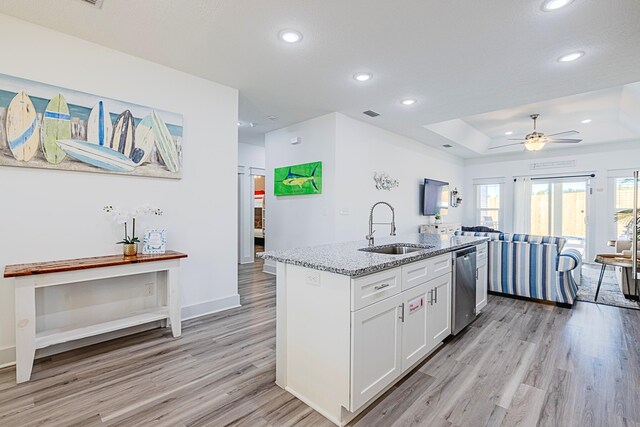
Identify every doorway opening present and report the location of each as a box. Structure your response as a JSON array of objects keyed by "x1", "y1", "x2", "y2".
[{"x1": 254, "y1": 175, "x2": 265, "y2": 254}]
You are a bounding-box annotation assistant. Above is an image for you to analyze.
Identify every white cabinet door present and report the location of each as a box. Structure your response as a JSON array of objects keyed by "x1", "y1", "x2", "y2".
[
  {"x1": 476, "y1": 263, "x2": 488, "y2": 312},
  {"x1": 351, "y1": 293, "x2": 403, "y2": 411},
  {"x1": 400, "y1": 283, "x2": 430, "y2": 372},
  {"x1": 427, "y1": 273, "x2": 451, "y2": 346}
]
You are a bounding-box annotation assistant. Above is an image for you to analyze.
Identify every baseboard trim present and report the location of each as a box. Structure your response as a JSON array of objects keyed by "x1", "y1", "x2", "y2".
[
  {"x1": 263, "y1": 260, "x2": 276, "y2": 275},
  {"x1": 0, "y1": 294, "x2": 242, "y2": 367},
  {"x1": 0, "y1": 347, "x2": 16, "y2": 368},
  {"x1": 181, "y1": 294, "x2": 241, "y2": 320}
]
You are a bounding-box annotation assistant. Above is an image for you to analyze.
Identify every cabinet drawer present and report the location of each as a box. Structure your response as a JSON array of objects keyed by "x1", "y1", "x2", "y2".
[
  {"x1": 352, "y1": 268, "x2": 401, "y2": 311},
  {"x1": 401, "y1": 253, "x2": 451, "y2": 291}
]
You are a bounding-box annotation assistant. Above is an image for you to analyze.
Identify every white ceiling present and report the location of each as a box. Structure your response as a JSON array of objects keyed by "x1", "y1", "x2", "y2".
[
  {"x1": 1, "y1": 0, "x2": 639, "y2": 153},
  {"x1": 426, "y1": 82, "x2": 640, "y2": 156}
]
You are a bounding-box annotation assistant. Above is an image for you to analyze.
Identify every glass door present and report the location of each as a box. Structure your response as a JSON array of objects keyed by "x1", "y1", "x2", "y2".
[{"x1": 530, "y1": 179, "x2": 589, "y2": 258}]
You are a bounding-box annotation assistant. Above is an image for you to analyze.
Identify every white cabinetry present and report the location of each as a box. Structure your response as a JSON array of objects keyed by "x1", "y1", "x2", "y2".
[
  {"x1": 351, "y1": 294, "x2": 403, "y2": 410},
  {"x1": 278, "y1": 251, "x2": 458, "y2": 426},
  {"x1": 427, "y1": 273, "x2": 452, "y2": 345},
  {"x1": 476, "y1": 242, "x2": 488, "y2": 312},
  {"x1": 352, "y1": 253, "x2": 451, "y2": 411},
  {"x1": 400, "y1": 273, "x2": 452, "y2": 372}
]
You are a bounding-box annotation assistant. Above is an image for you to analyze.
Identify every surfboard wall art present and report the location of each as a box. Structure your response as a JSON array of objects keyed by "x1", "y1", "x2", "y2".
[{"x1": 0, "y1": 72, "x2": 183, "y2": 179}]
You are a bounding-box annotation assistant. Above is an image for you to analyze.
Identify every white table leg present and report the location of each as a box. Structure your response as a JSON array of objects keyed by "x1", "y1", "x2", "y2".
[
  {"x1": 167, "y1": 267, "x2": 181, "y2": 337},
  {"x1": 14, "y1": 278, "x2": 36, "y2": 383}
]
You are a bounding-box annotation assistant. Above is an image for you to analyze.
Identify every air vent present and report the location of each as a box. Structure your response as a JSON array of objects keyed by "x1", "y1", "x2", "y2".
[
  {"x1": 363, "y1": 110, "x2": 380, "y2": 117},
  {"x1": 79, "y1": 0, "x2": 104, "y2": 8},
  {"x1": 442, "y1": 144, "x2": 453, "y2": 148}
]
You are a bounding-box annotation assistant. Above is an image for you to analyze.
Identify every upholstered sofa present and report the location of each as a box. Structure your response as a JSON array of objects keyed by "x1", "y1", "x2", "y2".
[{"x1": 456, "y1": 231, "x2": 582, "y2": 306}]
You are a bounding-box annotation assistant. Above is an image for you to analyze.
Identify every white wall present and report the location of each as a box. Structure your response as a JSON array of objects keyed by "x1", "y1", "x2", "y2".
[
  {"x1": 265, "y1": 113, "x2": 337, "y2": 251},
  {"x1": 0, "y1": 15, "x2": 239, "y2": 365},
  {"x1": 334, "y1": 114, "x2": 465, "y2": 241},
  {"x1": 265, "y1": 113, "x2": 465, "y2": 255},
  {"x1": 462, "y1": 141, "x2": 640, "y2": 258},
  {"x1": 238, "y1": 142, "x2": 265, "y2": 169}
]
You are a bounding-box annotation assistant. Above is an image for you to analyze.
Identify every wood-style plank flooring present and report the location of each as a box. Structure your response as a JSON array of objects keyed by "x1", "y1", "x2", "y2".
[{"x1": 2, "y1": 254, "x2": 640, "y2": 426}]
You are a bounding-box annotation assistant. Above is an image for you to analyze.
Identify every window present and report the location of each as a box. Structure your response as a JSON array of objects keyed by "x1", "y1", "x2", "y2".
[
  {"x1": 613, "y1": 177, "x2": 637, "y2": 239},
  {"x1": 475, "y1": 183, "x2": 502, "y2": 230}
]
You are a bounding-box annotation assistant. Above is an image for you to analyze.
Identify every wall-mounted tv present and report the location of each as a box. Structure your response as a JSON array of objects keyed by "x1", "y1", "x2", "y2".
[{"x1": 423, "y1": 179, "x2": 449, "y2": 216}]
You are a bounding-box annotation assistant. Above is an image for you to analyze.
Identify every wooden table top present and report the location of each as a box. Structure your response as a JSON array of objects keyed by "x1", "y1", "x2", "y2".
[
  {"x1": 4, "y1": 251, "x2": 188, "y2": 278},
  {"x1": 595, "y1": 253, "x2": 640, "y2": 268}
]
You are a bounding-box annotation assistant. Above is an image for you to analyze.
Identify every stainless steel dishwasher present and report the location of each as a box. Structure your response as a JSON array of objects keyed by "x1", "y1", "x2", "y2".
[{"x1": 452, "y1": 246, "x2": 477, "y2": 335}]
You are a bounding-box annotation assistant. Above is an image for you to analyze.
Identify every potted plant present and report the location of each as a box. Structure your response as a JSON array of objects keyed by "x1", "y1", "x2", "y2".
[
  {"x1": 104, "y1": 205, "x2": 163, "y2": 256},
  {"x1": 435, "y1": 213, "x2": 442, "y2": 224},
  {"x1": 615, "y1": 209, "x2": 640, "y2": 240}
]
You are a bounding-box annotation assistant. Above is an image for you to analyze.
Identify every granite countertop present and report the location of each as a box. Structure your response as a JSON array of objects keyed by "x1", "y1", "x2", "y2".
[{"x1": 257, "y1": 233, "x2": 489, "y2": 277}]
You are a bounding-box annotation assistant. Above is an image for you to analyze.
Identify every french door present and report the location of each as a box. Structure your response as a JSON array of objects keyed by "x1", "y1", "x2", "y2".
[{"x1": 529, "y1": 178, "x2": 590, "y2": 259}]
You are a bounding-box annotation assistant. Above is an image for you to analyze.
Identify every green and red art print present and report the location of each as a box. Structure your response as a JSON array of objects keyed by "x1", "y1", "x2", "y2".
[{"x1": 274, "y1": 161, "x2": 322, "y2": 196}]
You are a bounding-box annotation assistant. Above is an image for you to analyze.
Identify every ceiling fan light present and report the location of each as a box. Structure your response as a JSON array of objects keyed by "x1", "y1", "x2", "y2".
[
  {"x1": 525, "y1": 143, "x2": 545, "y2": 151},
  {"x1": 525, "y1": 138, "x2": 546, "y2": 151}
]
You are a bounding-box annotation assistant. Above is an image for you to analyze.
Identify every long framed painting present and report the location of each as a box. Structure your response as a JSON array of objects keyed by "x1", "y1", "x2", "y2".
[
  {"x1": 0, "y1": 72, "x2": 183, "y2": 179},
  {"x1": 274, "y1": 161, "x2": 322, "y2": 196}
]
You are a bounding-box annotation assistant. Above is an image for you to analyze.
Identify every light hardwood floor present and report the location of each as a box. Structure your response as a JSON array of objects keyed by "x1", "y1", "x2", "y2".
[{"x1": 1, "y1": 256, "x2": 640, "y2": 426}]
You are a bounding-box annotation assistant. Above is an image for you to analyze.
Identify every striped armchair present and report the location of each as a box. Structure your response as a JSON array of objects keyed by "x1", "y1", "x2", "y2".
[{"x1": 455, "y1": 231, "x2": 582, "y2": 306}]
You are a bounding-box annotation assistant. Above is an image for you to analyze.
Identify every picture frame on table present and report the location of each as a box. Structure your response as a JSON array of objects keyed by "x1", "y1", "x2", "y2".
[{"x1": 142, "y1": 229, "x2": 167, "y2": 255}]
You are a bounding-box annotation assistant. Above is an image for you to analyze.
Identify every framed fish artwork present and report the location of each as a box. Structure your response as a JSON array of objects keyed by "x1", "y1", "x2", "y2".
[
  {"x1": 274, "y1": 161, "x2": 322, "y2": 196},
  {"x1": 0, "y1": 72, "x2": 183, "y2": 179}
]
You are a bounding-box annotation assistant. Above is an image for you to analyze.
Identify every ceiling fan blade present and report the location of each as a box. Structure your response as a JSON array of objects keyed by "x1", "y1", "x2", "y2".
[
  {"x1": 545, "y1": 138, "x2": 582, "y2": 143},
  {"x1": 489, "y1": 142, "x2": 525, "y2": 150},
  {"x1": 547, "y1": 130, "x2": 579, "y2": 137},
  {"x1": 507, "y1": 138, "x2": 526, "y2": 141}
]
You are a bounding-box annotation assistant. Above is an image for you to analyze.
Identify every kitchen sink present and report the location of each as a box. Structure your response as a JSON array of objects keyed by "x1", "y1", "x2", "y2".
[{"x1": 359, "y1": 244, "x2": 433, "y2": 255}]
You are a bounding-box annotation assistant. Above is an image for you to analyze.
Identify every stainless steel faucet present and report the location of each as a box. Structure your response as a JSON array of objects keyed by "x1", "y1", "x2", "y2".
[{"x1": 366, "y1": 202, "x2": 396, "y2": 246}]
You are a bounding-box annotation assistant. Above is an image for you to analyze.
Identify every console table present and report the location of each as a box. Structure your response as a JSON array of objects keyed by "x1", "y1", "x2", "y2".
[{"x1": 4, "y1": 250, "x2": 188, "y2": 383}]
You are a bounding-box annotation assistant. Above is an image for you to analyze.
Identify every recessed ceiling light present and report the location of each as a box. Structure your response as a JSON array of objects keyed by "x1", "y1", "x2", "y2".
[
  {"x1": 353, "y1": 72, "x2": 373, "y2": 82},
  {"x1": 237, "y1": 122, "x2": 242, "y2": 127},
  {"x1": 581, "y1": 119, "x2": 592, "y2": 124},
  {"x1": 558, "y1": 51, "x2": 585, "y2": 62},
  {"x1": 278, "y1": 29, "x2": 303, "y2": 43},
  {"x1": 541, "y1": 0, "x2": 574, "y2": 11},
  {"x1": 401, "y1": 99, "x2": 417, "y2": 106},
  {"x1": 505, "y1": 131, "x2": 513, "y2": 135}
]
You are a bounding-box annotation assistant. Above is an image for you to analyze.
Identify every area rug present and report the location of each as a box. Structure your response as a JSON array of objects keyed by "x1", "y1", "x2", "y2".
[{"x1": 577, "y1": 264, "x2": 640, "y2": 310}]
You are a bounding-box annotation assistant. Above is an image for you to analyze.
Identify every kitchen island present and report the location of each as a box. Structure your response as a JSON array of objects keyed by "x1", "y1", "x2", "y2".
[{"x1": 258, "y1": 233, "x2": 488, "y2": 426}]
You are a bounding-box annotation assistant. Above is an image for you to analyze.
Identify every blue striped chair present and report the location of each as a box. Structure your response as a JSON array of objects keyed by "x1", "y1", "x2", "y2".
[{"x1": 456, "y1": 231, "x2": 581, "y2": 306}]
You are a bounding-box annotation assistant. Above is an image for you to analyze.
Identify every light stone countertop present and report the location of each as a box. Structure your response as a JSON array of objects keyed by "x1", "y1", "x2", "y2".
[{"x1": 257, "y1": 233, "x2": 489, "y2": 277}]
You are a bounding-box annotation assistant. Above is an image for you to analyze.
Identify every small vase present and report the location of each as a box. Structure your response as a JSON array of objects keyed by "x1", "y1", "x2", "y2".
[{"x1": 123, "y1": 243, "x2": 138, "y2": 256}]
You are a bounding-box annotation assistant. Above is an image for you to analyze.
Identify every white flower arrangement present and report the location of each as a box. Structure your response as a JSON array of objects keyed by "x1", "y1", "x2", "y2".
[
  {"x1": 373, "y1": 172, "x2": 400, "y2": 191},
  {"x1": 103, "y1": 204, "x2": 163, "y2": 245}
]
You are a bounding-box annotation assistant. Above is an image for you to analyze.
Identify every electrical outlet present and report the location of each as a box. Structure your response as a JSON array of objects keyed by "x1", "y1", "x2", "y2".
[
  {"x1": 144, "y1": 283, "x2": 154, "y2": 296},
  {"x1": 305, "y1": 272, "x2": 320, "y2": 286}
]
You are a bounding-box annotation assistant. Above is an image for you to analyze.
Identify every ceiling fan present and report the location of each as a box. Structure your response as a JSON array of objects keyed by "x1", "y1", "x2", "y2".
[{"x1": 489, "y1": 114, "x2": 582, "y2": 151}]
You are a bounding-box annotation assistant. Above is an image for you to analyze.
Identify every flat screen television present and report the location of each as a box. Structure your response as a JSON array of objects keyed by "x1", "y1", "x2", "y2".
[{"x1": 423, "y1": 179, "x2": 449, "y2": 216}]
